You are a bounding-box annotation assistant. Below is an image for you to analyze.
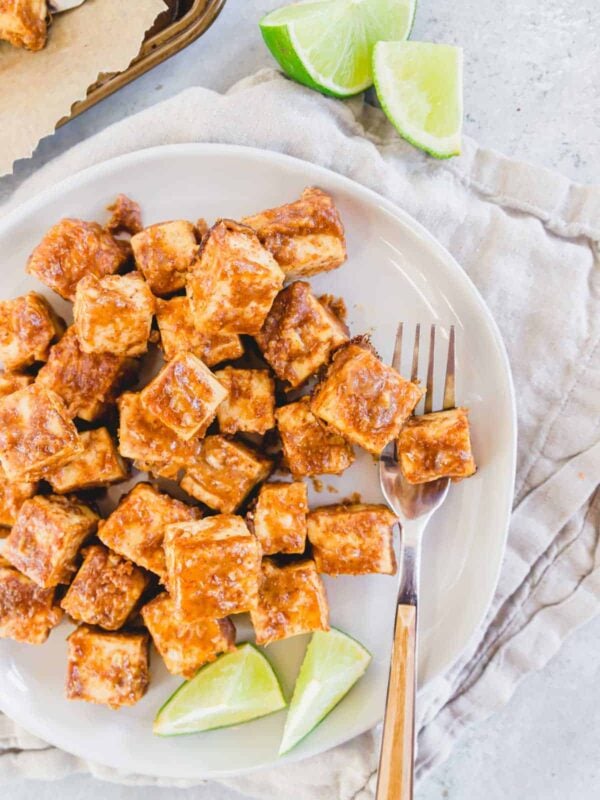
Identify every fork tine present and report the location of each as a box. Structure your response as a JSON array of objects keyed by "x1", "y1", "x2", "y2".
[
  {"x1": 410, "y1": 324, "x2": 420, "y2": 384},
  {"x1": 443, "y1": 325, "x2": 456, "y2": 410},
  {"x1": 391, "y1": 322, "x2": 403, "y2": 372},
  {"x1": 424, "y1": 324, "x2": 435, "y2": 414}
]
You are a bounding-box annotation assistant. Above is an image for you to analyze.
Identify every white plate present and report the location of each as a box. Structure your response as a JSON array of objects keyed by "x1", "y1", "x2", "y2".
[{"x1": 0, "y1": 144, "x2": 516, "y2": 780}]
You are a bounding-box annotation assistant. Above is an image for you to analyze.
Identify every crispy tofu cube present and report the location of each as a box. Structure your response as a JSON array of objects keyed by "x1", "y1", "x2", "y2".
[
  {"x1": 66, "y1": 625, "x2": 149, "y2": 709},
  {"x1": 141, "y1": 592, "x2": 235, "y2": 678},
  {"x1": 164, "y1": 515, "x2": 261, "y2": 618},
  {"x1": 180, "y1": 435, "x2": 272, "y2": 513},
  {"x1": 187, "y1": 219, "x2": 284, "y2": 335},
  {"x1": 275, "y1": 398, "x2": 354, "y2": 477},
  {"x1": 311, "y1": 342, "x2": 423, "y2": 455},
  {"x1": 36, "y1": 326, "x2": 135, "y2": 422},
  {"x1": 61, "y1": 544, "x2": 148, "y2": 631},
  {"x1": 250, "y1": 481, "x2": 308, "y2": 555},
  {"x1": 156, "y1": 296, "x2": 243, "y2": 366},
  {"x1": 74, "y1": 272, "x2": 155, "y2": 357},
  {"x1": 250, "y1": 559, "x2": 329, "y2": 646},
  {"x1": 0, "y1": 477, "x2": 37, "y2": 528},
  {"x1": 97, "y1": 482, "x2": 201, "y2": 581},
  {"x1": 0, "y1": 563, "x2": 62, "y2": 644},
  {"x1": 106, "y1": 194, "x2": 143, "y2": 236},
  {"x1": 0, "y1": 370, "x2": 33, "y2": 400},
  {"x1": 255, "y1": 281, "x2": 348, "y2": 388},
  {"x1": 214, "y1": 367, "x2": 275, "y2": 435},
  {"x1": 242, "y1": 188, "x2": 347, "y2": 278},
  {"x1": 0, "y1": 0, "x2": 46, "y2": 50},
  {"x1": 140, "y1": 352, "x2": 227, "y2": 440},
  {"x1": 0, "y1": 292, "x2": 64, "y2": 371},
  {"x1": 397, "y1": 407, "x2": 477, "y2": 484},
  {"x1": 131, "y1": 220, "x2": 197, "y2": 296},
  {"x1": 27, "y1": 219, "x2": 127, "y2": 301},
  {"x1": 46, "y1": 428, "x2": 128, "y2": 493},
  {"x1": 3, "y1": 494, "x2": 98, "y2": 587},
  {"x1": 0, "y1": 385, "x2": 82, "y2": 481},
  {"x1": 307, "y1": 504, "x2": 397, "y2": 576}
]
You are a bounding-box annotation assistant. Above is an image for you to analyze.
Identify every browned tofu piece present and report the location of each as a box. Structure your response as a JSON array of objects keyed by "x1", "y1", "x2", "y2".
[
  {"x1": 3, "y1": 494, "x2": 98, "y2": 587},
  {"x1": 180, "y1": 435, "x2": 272, "y2": 513},
  {"x1": 61, "y1": 544, "x2": 148, "y2": 631},
  {"x1": 311, "y1": 342, "x2": 423, "y2": 455},
  {"x1": 26, "y1": 219, "x2": 127, "y2": 301},
  {"x1": 0, "y1": 385, "x2": 82, "y2": 481},
  {"x1": 97, "y1": 482, "x2": 201, "y2": 581},
  {"x1": 242, "y1": 187, "x2": 347, "y2": 278},
  {"x1": 46, "y1": 428, "x2": 128, "y2": 494},
  {"x1": 66, "y1": 625, "x2": 149, "y2": 709},
  {"x1": 141, "y1": 592, "x2": 236, "y2": 678},
  {"x1": 307, "y1": 504, "x2": 397, "y2": 576},
  {"x1": 250, "y1": 559, "x2": 329, "y2": 646},
  {"x1": 214, "y1": 367, "x2": 275, "y2": 435},
  {"x1": 140, "y1": 352, "x2": 227, "y2": 440},
  {"x1": 105, "y1": 194, "x2": 143, "y2": 236},
  {"x1": 36, "y1": 326, "x2": 135, "y2": 422},
  {"x1": 255, "y1": 281, "x2": 348, "y2": 388},
  {"x1": 131, "y1": 220, "x2": 197, "y2": 296},
  {"x1": 0, "y1": 562, "x2": 62, "y2": 644},
  {"x1": 0, "y1": 0, "x2": 47, "y2": 51},
  {"x1": 0, "y1": 292, "x2": 64, "y2": 371},
  {"x1": 164, "y1": 515, "x2": 261, "y2": 618},
  {"x1": 275, "y1": 397, "x2": 354, "y2": 477},
  {"x1": 251, "y1": 481, "x2": 308, "y2": 555},
  {"x1": 155, "y1": 296, "x2": 243, "y2": 366},
  {"x1": 0, "y1": 477, "x2": 37, "y2": 528},
  {"x1": 0, "y1": 370, "x2": 33, "y2": 399},
  {"x1": 397, "y1": 407, "x2": 477, "y2": 484},
  {"x1": 74, "y1": 272, "x2": 155, "y2": 357},
  {"x1": 187, "y1": 219, "x2": 284, "y2": 335}
]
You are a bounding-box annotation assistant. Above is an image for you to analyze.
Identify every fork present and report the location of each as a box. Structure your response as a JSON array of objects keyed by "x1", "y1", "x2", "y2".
[{"x1": 375, "y1": 323, "x2": 456, "y2": 800}]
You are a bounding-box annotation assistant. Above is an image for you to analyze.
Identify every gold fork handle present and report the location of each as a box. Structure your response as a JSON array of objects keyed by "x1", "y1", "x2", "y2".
[{"x1": 376, "y1": 603, "x2": 417, "y2": 800}]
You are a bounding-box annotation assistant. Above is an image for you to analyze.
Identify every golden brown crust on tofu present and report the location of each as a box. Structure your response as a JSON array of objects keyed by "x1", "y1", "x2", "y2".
[
  {"x1": 255, "y1": 281, "x2": 349, "y2": 388},
  {"x1": 180, "y1": 435, "x2": 272, "y2": 513},
  {"x1": 105, "y1": 194, "x2": 143, "y2": 236},
  {"x1": 0, "y1": 292, "x2": 64, "y2": 371},
  {"x1": 0, "y1": 384, "x2": 83, "y2": 481},
  {"x1": 26, "y1": 219, "x2": 127, "y2": 301},
  {"x1": 164, "y1": 515, "x2": 261, "y2": 618},
  {"x1": 242, "y1": 187, "x2": 347, "y2": 278},
  {"x1": 397, "y1": 407, "x2": 477, "y2": 484},
  {"x1": 61, "y1": 545, "x2": 148, "y2": 631},
  {"x1": 187, "y1": 219, "x2": 284, "y2": 335},
  {"x1": 97, "y1": 482, "x2": 201, "y2": 581},
  {"x1": 0, "y1": 563, "x2": 62, "y2": 644},
  {"x1": 0, "y1": 370, "x2": 33, "y2": 400},
  {"x1": 0, "y1": 477, "x2": 37, "y2": 528},
  {"x1": 155, "y1": 296, "x2": 243, "y2": 366},
  {"x1": 36, "y1": 326, "x2": 136, "y2": 422},
  {"x1": 307, "y1": 504, "x2": 397, "y2": 576},
  {"x1": 0, "y1": 0, "x2": 47, "y2": 51},
  {"x1": 215, "y1": 367, "x2": 275, "y2": 435},
  {"x1": 250, "y1": 559, "x2": 329, "y2": 646},
  {"x1": 66, "y1": 625, "x2": 149, "y2": 709},
  {"x1": 46, "y1": 428, "x2": 128, "y2": 494},
  {"x1": 140, "y1": 352, "x2": 227, "y2": 441},
  {"x1": 275, "y1": 398, "x2": 355, "y2": 477},
  {"x1": 74, "y1": 272, "x2": 155, "y2": 357},
  {"x1": 310, "y1": 342, "x2": 423, "y2": 455},
  {"x1": 251, "y1": 481, "x2": 308, "y2": 555},
  {"x1": 131, "y1": 220, "x2": 198, "y2": 296},
  {"x1": 3, "y1": 494, "x2": 99, "y2": 587},
  {"x1": 141, "y1": 592, "x2": 236, "y2": 678}
]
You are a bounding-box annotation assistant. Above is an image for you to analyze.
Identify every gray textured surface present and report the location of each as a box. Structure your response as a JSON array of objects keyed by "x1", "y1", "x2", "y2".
[{"x1": 2, "y1": 0, "x2": 599, "y2": 797}]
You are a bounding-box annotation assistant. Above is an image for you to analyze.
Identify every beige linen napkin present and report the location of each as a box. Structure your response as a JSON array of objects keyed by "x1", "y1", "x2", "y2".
[{"x1": 1, "y1": 69, "x2": 599, "y2": 799}]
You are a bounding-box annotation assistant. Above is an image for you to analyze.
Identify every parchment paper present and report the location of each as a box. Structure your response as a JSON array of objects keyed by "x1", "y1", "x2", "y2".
[{"x1": 0, "y1": 0, "x2": 165, "y2": 177}]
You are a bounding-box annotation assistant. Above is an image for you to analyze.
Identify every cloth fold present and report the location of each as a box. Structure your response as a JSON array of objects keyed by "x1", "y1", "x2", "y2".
[{"x1": 1, "y1": 69, "x2": 599, "y2": 799}]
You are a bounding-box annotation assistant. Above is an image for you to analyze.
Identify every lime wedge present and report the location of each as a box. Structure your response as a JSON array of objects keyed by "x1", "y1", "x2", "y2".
[
  {"x1": 279, "y1": 629, "x2": 371, "y2": 754},
  {"x1": 153, "y1": 644, "x2": 286, "y2": 736},
  {"x1": 373, "y1": 41, "x2": 463, "y2": 158},
  {"x1": 260, "y1": 0, "x2": 417, "y2": 98}
]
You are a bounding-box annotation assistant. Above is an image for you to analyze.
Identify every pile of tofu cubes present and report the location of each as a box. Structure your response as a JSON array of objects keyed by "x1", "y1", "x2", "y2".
[{"x1": 0, "y1": 188, "x2": 475, "y2": 711}]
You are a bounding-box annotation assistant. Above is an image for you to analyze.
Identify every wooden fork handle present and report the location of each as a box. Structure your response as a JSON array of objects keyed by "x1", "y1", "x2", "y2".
[{"x1": 376, "y1": 603, "x2": 417, "y2": 800}]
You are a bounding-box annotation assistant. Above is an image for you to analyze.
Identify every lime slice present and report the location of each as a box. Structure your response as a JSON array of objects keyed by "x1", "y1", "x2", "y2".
[
  {"x1": 373, "y1": 41, "x2": 463, "y2": 158},
  {"x1": 279, "y1": 629, "x2": 371, "y2": 754},
  {"x1": 260, "y1": 0, "x2": 417, "y2": 98},
  {"x1": 153, "y1": 644, "x2": 286, "y2": 736}
]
